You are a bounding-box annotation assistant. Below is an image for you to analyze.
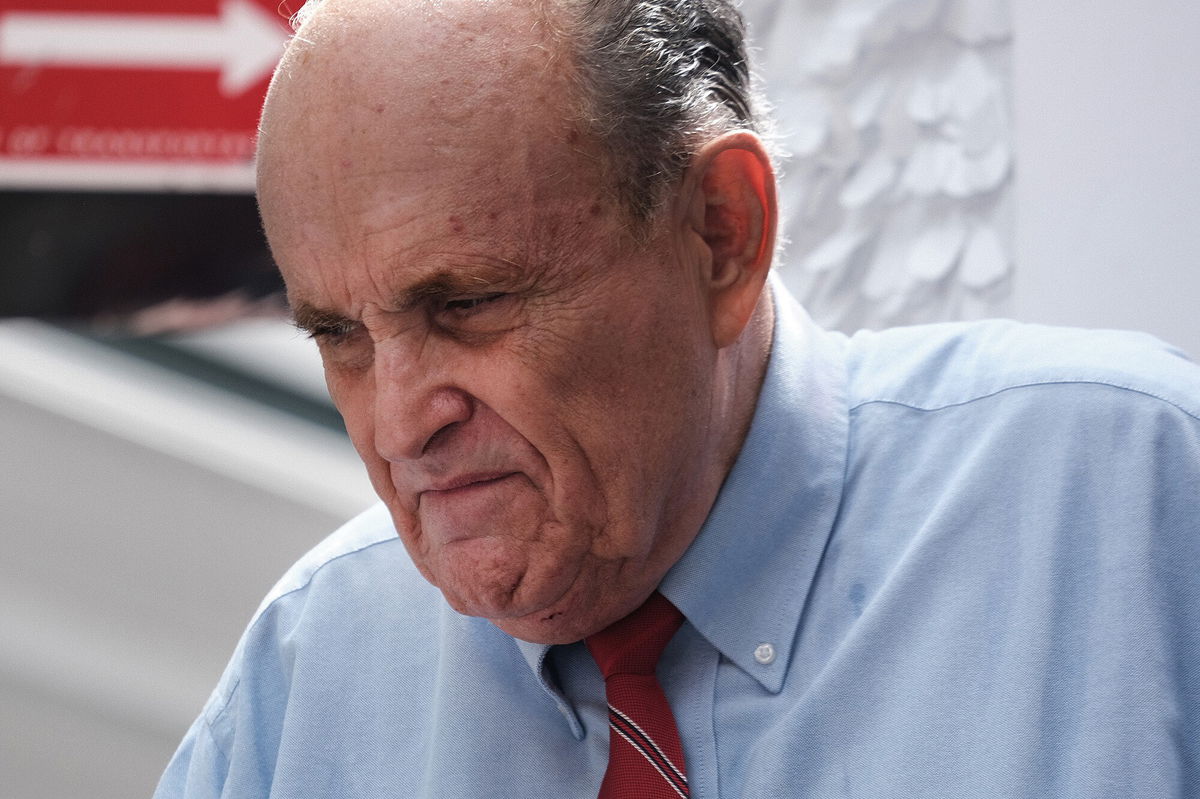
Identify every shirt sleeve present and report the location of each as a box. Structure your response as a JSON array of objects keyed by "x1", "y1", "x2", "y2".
[{"x1": 153, "y1": 714, "x2": 230, "y2": 799}]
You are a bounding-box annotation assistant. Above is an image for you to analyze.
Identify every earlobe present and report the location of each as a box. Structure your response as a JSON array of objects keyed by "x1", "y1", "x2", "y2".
[{"x1": 681, "y1": 132, "x2": 777, "y2": 348}]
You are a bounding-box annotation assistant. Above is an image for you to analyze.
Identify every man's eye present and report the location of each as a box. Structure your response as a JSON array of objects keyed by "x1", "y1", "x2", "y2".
[
  {"x1": 443, "y1": 293, "x2": 506, "y2": 314},
  {"x1": 308, "y1": 322, "x2": 360, "y2": 344}
]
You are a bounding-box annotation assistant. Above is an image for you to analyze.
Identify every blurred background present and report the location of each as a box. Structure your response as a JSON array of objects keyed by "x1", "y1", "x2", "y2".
[{"x1": 1, "y1": 0, "x2": 1197, "y2": 795}]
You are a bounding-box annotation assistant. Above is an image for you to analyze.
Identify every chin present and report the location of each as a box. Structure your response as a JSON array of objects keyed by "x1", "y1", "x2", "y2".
[
  {"x1": 489, "y1": 604, "x2": 600, "y2": 645},
  {"x1": 440, "y1": 569, "x2": 612, "y2": 645},
  {"x1": 488, "y1": 576, "x2": 638, "y2": 645},
  {"x1": 431, "y1": 539, "x2": 586, "y2": 627}
]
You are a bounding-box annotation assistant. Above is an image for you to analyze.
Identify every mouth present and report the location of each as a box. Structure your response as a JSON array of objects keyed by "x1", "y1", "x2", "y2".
[
  {"x1": 416, "y1": 471, "x2": 526, "y2": 544},
  {"x1": 423, "y1": 471, "x2": 520, "y2": 496}
]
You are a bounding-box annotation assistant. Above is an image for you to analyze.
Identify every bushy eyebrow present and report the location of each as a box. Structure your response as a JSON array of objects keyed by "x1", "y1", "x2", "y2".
[
  {"x1": 403, "y1": 271, "x2": 499, "y2": 303},
  {"x1": 291, "y1": 302, "x2": 353, "y2": 335},
  {"x1": 289, "y1": 267, "x2": 517, "y2": 333}
]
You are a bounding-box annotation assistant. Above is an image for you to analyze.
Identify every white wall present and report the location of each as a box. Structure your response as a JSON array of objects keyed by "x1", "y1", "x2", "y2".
[{"x1": 1012, "y1": 0, "x2": 1200, "y2": 357}]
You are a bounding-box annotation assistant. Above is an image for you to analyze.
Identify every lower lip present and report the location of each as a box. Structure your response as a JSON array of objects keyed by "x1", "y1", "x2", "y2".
[
  {"x1": 426, "y1": 473, "x2": 518, "y2": 497},
  {"x1": 418, "y1": 473, "x2": 523, "y2": 542}
]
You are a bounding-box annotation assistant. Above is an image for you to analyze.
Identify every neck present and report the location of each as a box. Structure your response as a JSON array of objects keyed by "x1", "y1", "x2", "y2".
[{"x1": 715, "y1": 287, "x2": 775, "y2": 477}]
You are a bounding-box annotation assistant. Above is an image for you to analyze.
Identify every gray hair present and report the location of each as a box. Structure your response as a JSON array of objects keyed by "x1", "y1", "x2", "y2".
[
  {"x1": 290, "y1": 0, "x2": 766, "y2": 227},
  {"x1": 567, "y1": 0, "x2": 765, "y2": 224}
]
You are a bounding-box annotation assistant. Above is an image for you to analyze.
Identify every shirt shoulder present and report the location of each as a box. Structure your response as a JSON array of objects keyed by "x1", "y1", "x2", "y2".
[
  {"x1": 834, "y1": 318, "x2": 1200, "y2": 588},
  {"x1": 198, "y1": 503, "x2": 438, "y2": 732},
  {"x1": 844, "y1": 319, "x2": 1200, "y2": 419},
  {"x1": 156, "y1": 505, "x2": 570, "y2": 798},
  {"x1": 249, "y1": 501, "x2": 406, "y2": 619}
]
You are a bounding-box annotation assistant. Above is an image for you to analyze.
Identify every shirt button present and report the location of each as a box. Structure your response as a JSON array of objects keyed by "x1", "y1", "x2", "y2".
[{"x1": 754, "y1": 643, "x2": 776, "y2": 665}]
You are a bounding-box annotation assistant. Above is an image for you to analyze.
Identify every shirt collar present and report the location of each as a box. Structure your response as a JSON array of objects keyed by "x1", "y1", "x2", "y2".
[
  {"x1": 516, "y1": 279, "x2": 849, "y2": 698},
  {"x1": 659, "y1": 280, "x2": 849, "y2": 692}
]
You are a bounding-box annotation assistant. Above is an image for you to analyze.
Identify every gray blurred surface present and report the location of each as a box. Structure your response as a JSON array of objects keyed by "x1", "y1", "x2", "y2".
[
  {"x1": 1012, "y1": 0, "x2": 1200, "y2": 357},
  {"x1": 0, "y1": 392, "x2": 348, "y2": 797}
]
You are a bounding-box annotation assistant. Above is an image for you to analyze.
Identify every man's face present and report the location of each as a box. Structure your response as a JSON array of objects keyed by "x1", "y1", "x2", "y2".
[{"x1": 257, "y1": 0, "x2": 727, "y2": 643}]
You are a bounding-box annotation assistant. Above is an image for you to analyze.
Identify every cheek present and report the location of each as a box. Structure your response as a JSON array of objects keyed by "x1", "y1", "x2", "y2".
[
  {"x1": 582, "y1": 320, "x2": 708, "y2": 472},
  {"x1": 324, "y1": 368, "x2": 393, "y2": 491},
  {"x1": 536, "y1": 306, "x2": 697, "y2": 418},
  {"x1": 325, "y1": 368, "x2": 369, "y2": 440},
  {"x1": 513, "y1": 307, "x2": 697, "y2": 483}
]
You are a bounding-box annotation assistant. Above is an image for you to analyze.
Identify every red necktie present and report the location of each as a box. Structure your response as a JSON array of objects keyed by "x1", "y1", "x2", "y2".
[{"x1": 585, "y1": 591, "x2": 689, "y2": 798}]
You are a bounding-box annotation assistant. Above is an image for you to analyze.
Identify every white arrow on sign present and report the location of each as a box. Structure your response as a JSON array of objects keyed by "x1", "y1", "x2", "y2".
[{"x1": 0, "y1": 0, "x2": 290, "y2": 96}]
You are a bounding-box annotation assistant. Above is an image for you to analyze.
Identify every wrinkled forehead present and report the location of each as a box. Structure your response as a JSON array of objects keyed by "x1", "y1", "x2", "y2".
[
  {"x1": 253, "y1": 0, "x2": 636, "y2": 308},
  {"x1": 256, "y1": 0, "x2": 598, "y2": 240},
  {"x1": 257, "y1": 0, "x2": 580, "y2": 177}
]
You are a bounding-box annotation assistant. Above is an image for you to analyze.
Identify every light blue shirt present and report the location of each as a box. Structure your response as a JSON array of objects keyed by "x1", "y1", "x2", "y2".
[{"x1": 157, "y1": 288, "x2": 1200, "y2": 797}]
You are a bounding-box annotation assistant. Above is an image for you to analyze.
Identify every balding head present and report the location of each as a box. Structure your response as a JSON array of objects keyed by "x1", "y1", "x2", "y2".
[
  {"x1": 258, "y1": 0, "x2": 585, "y2": 214},
  {"x1": 270, "y1": 0, "x2": 764, "y2": 227}
]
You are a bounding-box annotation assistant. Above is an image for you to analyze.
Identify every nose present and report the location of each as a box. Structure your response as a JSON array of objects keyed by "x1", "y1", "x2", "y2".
[{"x1": 371, "y1": 337, "x2": 473, "y2": 462}]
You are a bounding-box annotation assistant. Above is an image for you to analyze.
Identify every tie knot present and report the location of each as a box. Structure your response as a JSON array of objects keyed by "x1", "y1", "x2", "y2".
[{"x1": 585, "y1": 591, "x2": 684, "y2": 679}]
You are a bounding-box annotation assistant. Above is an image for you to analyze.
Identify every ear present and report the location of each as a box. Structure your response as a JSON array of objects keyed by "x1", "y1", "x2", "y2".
[{"x1": 676, "y1": 131, "x2": 777, "y2": 348}]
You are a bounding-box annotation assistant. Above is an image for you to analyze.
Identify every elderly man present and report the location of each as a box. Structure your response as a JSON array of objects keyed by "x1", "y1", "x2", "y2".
[{"x1": 157, "y1": 0, "x2": 1200, "y2": 796}]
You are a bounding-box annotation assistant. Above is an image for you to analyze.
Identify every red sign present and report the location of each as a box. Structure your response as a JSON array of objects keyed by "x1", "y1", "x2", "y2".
[{"x1": 0, "y1": 0, "x2": 295, "y2": 191}]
